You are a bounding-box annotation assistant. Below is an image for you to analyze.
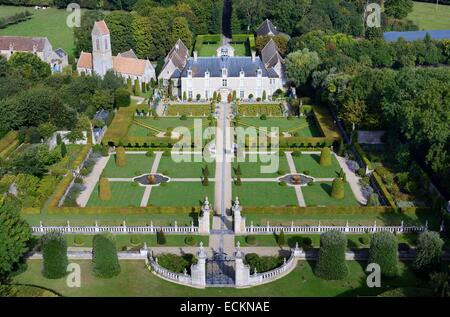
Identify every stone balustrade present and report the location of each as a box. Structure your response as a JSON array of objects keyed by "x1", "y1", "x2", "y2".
[{"x1": 248, "y1": 253, "x2": 297, "y2": 286}]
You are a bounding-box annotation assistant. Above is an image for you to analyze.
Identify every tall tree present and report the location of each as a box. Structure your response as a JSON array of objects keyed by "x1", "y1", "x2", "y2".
[
  {"x1": 285, "y1": 48, "x2": 320, "y2": 87},
  {"x1": 74, "y1": 10, "x2": 105, "y2": 57},
  {"x1": 105, "y1": 11, "x2": 135, "y2": 55},
  {"x1": 384, "y1": 0, "x2": 414, "y2": 19},
  {"x1": 7, "y1": 52, "x2": 51, "y2": 81},
  {"x1": 171, "y1": 17, "x2": 193, "y2": 50}
]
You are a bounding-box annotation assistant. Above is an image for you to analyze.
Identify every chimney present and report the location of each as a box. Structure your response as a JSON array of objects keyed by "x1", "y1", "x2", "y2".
[
  {"x1": 251, "y1": 51, "x2": 256, "y2": 62},
  {"x1": 193, "y1": 51, "x2": 198, "y2": 62}
]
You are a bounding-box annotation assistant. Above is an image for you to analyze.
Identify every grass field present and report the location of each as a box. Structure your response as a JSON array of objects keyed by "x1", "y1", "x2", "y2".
[
  {"x1": 64, "y1": 234, "x2": 209, "y2": 248},
  {"x1": 407, "y1": 2, "x2": 450, "y2": 30},
  {"x1": 232, "y1": 156, "x2": 290, "y2": 178},
  {"x1": 232, "y1": 182, "x2": 299, "y2": 206},
  {"x1": 87, "y1": 182, "x2": 145, "y2": 207},
  {"x1": 302, "y1": 182, "x2": 359, "y2": 207},
  {"x1": 149, "y1": 182, "x2": 215, "y2": 207},
  {"x1": 135, "y1": 117, "x2": 206, "y2": 134},
  {"x1": 236, "y1": 103, "x2": 285, "y2": 116},
  {"x1": 102, "y1": 154, "x2": 155, "y2": 178},
  {"x1": 166, "y1": 104, "x2": 213, "y2": 116},
  {"x1": 238, "y1": 117, "x2": 322, "y2": 137},
  {"x1": 292, "y1": 153, "x2": 342, "y2": 178},
  {"x1": 157, "y1": 154, "x2": 215, "y2": 178},
  {"x1": 0, "y1": 6, "x2": 77, "y2": 55},
  {"x1": 197, "y1": 42, "x2": 249, "y2": 56},
  {"x1": 14, "y1": 260, "x2": 429, "y2": 297}
]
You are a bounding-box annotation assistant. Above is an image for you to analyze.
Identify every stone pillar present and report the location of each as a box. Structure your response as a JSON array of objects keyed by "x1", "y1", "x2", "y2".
[
  {"x1": 233, "y1": 197, "x2": 246, "y2": 234},
  {"x1": 198, "y1": 197, "x2": 211, "y2": 234},
  {"x1": 234, "y1": 242, "x2": 250, "y2": 287},
  {"x1": 191, "y1": 242, "x2": 207, "y2": 287},
  {"x1": 293, "y1": 242, "x2": 304, "y2": 258}
]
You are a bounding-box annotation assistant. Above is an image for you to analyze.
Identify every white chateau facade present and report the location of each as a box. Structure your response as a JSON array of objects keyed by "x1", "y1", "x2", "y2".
[
  {"x1": 77, "y1": 21, "x2": 156, "y2": 84},
  {"x1": 159, "y1": 39, "x2": 285, "y2": 101}
]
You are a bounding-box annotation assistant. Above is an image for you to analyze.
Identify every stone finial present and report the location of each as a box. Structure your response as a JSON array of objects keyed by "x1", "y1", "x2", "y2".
[
  {"x1": 235, "y1": 196, "x2": 240, "y2": 207},
  {"x1": 236, "y1": 241, "x2": 241, "y2": 250},
  {"x1": 254, "y1": 267, "x2": 258, "y2": 275},
  {"x1": 183, "y1": 268, "x2": 188, "y2": 276},
  {"x1": 295, "y1": 242, "x2": 299, "y2": 250},
  {"x1": 144, "y1": 242, "x2": 148, "y2": 250},
  {"x1": 198, "y1": 241, "x2": 207, "y2": 258}
]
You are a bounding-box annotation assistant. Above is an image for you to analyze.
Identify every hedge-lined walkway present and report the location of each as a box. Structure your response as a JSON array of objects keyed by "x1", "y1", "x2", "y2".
[
  {"x1": 335, "y1": 155, "x2": 367, "y2": 205},
  {"x1": 77, "y1": 155, "x2": 110, "y2": 207}
]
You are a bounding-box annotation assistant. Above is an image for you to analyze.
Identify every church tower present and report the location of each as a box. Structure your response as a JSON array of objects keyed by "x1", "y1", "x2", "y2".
[{"x1": 91, "y1": 20, "x2": 113, "y2": 77}]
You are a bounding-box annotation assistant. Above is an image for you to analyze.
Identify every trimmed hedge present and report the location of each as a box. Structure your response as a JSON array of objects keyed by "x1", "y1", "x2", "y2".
[
  {"x1": 331, "y1": 178, "x2": 345, "y2": 199},
  {"x1": 48, "y1": 173, "x2": 74, "y2": 209},
  {"x1": 41, "y1": 231, "x2": 68, "y2": 279},
  {"x1": 99, "y1": 177, "x2": 112, "y2": 201},
  {"x1": 353, "y1": 143, "x2": 373, "y2": 169},
  {"x1": 369, "y1": 231, "x2": 398, "y2": 277},
  {"x1": 103, "y1": 105, "x2": 136, "y2": 146},
  {"x1": 115, "y1": 147, "x2": 126, "y2": 166},
  {"x1": 0, "y1": 131, "x2": 18, "y2": 153},
  {"x1": 47, "y1": 205, "x2": 202, "y2": 215},
  {"x1": 243, "y1": 205, "x2": 397, "y2": 215},
  {"x1": 320, "y1": 147, "x2": 332, "y2": 166},
  {"x1": 315, "y1": 230, "x2": 348, "y2": 280},
  {"x1": 371, "y1": 172, "x2": 396, "y2": 208},
  {"x1": 92, "y1": 233, "x2": 121, "y2": 278}
]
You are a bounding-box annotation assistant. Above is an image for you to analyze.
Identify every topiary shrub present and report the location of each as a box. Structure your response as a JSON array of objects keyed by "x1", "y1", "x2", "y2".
[
  {"x1": 277, "y1": 169, "x2": 286, "y2": 175},
  {"x1": 73, "y1": 235, "x2": 84, "y2": 246},
  {"x1": 245, "y1": 235, "x2": 257, "y2": 245},
  {"x1": 359, "y1": 235, "x2": 371, "y2": 246},
  {"x1": 315, "y1": 230, "x2": 348, "y2": 280},
  {"x1": 145, "y1": 150, "x2": 154, "y2": 157},
  {"x1": 180, "y1": 114, "x2": 187, "y2": 120},
  {"x1": 319, "y1": 147, "x2": 332, "y2": 166},
  {"x1": 157, "y1": 230, "x2": 166, "y2": 245},
  {"x1": 291, "y1": 150, "x2": 302, "y2": 157},
  {"x1": 369, "y1": 231, "x2": 398, "y2": 277},
  {"x1": 115, "y1": 147, "x2": 126, "y2": 167},
  {"x1": 413, "y1": 231, "x2": 444, "y2": 274},
  {"x1": 41, "y1": 231, "x2": 68, "y2": 279},
  {"x1": 92, "y1": 233, "x2": 121, "y2": 278},
  {"x1": 184, "y1": 236, "x2": 196, "y2": 246},
  {"x1": 202, "y1": 176, "x2": 209, "y2": 186},
  {"x1": 99, "y1": 177, "x2": 112, "y2": 201},
  {"x1": 331, "y1": 178, "x2": 345, "y2": 199},
  {"x1": 60, "y1": 142, "x2": 67, "y2": 158},
  {"x1": 260, "y1": 114, "x2": 267, "y2": 120},
  {"x1": 130, "y1": 236, "x2": 141, "y2": 246},
  {"x1": 277, "y1": 230, "x2": 285, "y2": 246},
  {"x1": 114, "y1": 88, "x2": 131, "y2": 107},
  {"x1": 357, "y1": 167, "x2": 366, "y2": 177}
]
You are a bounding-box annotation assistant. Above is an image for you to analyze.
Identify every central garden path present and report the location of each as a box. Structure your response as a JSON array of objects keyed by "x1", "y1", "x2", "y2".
[
  {"x1": 140, "y1": 151, "x2": 163, "y2": 207},
  {"x1": 285, "y1": 151, "x2": 307, "y2": 207},
  {"x1": 77, "y1": 155, "x2": 109, "y2": 207},
  {"x1": 335, "y1": 155, "x2": 367, "y2": 205}
]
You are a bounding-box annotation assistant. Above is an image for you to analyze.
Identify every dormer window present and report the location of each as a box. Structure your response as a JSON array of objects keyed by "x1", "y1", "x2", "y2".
[
  {"x1": 240, "y1": 70, "x2": 245, "y2": 77},
  {"x1": 187, "y1": 69, "x2": 192, "y2": 77},
  {"x1": 222, "y1": 68, "x2": 227, "y2": 77},
  {"x1": 257, "y1": 68, "x2": 262, "y2": 76},
  {"x1": 205, "y1": 70, "x2": 210, "y2": 78}
]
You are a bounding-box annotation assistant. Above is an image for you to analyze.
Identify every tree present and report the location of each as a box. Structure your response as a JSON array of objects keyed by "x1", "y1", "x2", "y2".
[
  {"x1": 256, "y1": 35, "x2": 289, "y2": 56},
  {"x1": 74, "y1": 10, "x2": 106, "y2": 56},
  {"x1": 37, "y1": 122, "x2": 57, "y2": 140},
  {"x1": 277, "y1": 230, "x2": 285, "y2": 246},
  {"x1": 115, "y1": 147, "x2": 126, "y2": 166},
  {"x1": 60, "y1": 142, "x2": 67, "y2": 158},
  {"x1": 369, "y1": 232, "x2": 398, "y2": 277},
  {"x1": 331, "y1": 178, "x2": 345, "y2": 199},
  {"x1": 262, "y1": 90, "x2": 267, "y2": 101},
  {"x1": 41, "y1": 231, "x2": 68, "y2": 279},
  {"x1": 413, "y1": 231, "x2": 444, "y2": 274},
  {"x1": 133, "y1": 79, "x2": 140, "y2": 96},
  {"x1": 105, "y1": 11, "x2": 135, "y2": 55},
  {"x1": 0, "y1": 195, "x2": 31, "y2": 282},
  {"x1": 203, "y1": 165, "x2": 209, "y2": 177},
  {"x1": 0, "y1": 55, "x2": 7, "y2": 77},
  {"x1": 319, "y1": 147, "x2": 332, "y2": 166},
  {"x1": 171, "y1": 17, "x2": 193, "y2": 50},
  {"x1": 92, "y1": 233, "x2": 121, "y2": 278},
  {"x1": 157, "y1": 230, "x2": 166, "y2": 245},
  {"x1": 316, "y1": 230, "x2": 348, "y2": 280},
  {"x1": 339, "y1": 98, "x2": 366, "y2": 129},
  {"x1": 7, "y1": 52, "x2": 51, "y2": 81},
  {"x1": 114, "y1": 88, "x2": 131, "y2": 108},
  {"x1": 99, "y1": 177, "x2": 112, "y2": 201},
  {"x1": 384, "y1": 0, "x2": 413, "y2": 19},
  {"x1": 285, "y1": 49, "x2": 320, "y2": 87}
]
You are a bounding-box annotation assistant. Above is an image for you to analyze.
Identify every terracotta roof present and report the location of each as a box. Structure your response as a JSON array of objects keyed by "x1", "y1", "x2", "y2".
[
  {"x1": 0, "y1": 36, "x2": 48, "y2": 52},
  {"x1": 77, "y1": 52, "x2": 92, "y2": 69},
  {"x1": 93, "y1": 20, "x2": 110, "y2": 36},
  {"x1": 118, "y1": 49, "x2": 137, "y2": 59},
  {"x1": 261, "y1": 39, "x2": 284, "y2": 69},
  {"x1": 112, "y1": 56, "x2": 148, "y2": 76}
]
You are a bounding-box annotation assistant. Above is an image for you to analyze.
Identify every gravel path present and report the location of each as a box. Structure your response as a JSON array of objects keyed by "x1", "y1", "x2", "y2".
[
  {"x1": 77, "y1": 155, "x2": 110, "y2": 207},
  {"x1": 284, "y1": 151, "x2": 306, "y2": 207},
  {"x1": 140, "y1": 151, "x2": 163, "y2": 207},
  {"x1": 335, "y1": 154, "x2": 367, "y2": 205}
]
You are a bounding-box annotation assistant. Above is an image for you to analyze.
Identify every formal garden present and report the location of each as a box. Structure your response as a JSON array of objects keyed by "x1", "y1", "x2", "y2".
[{"x1": 194, "y1": 34, "x2": 256, "y2": 57}]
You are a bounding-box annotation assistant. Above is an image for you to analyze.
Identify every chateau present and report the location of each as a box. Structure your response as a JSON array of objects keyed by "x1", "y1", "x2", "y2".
[
  {"x1": 159, "y1": 39, "x2": 285, "y2": 101},
  {"x1": 77, "y1": 21, "x2": 156, "y2": 85},
  {"x1": 0, "y1": 35, "x2": 68, "y2": 72}
]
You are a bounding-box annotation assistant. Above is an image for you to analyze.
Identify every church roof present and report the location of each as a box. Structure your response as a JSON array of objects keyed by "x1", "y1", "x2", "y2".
[
  {"x1": 77, "y1": 52, "x2": 93, "y2": 69},
  {"x1": 112, "y1": 56, "x2": 149, "y2": 76},
  {"x1": 118, "y1": 49, "x2": 137, "y2": 59},
  {"x1": 164, "y1": 39, "x2": 189, "y2": 70},
  {"x1": 180, "y1": 56, "x2": 279, "y2": 78},
  {"x1": 92, "y1": 20, "x2": 110, "y2": 36},
  {"x1": 0, "y1": 36, "x2": 49, "y2": 52},
  {"x1": 256, "y1": 19, "x2": 280, "y2": 37},
  {"x1": 261, "y1": 39, "x2": 284, "y2": 68}
]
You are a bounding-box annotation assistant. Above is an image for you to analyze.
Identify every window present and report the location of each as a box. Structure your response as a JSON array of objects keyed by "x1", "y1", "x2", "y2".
[
  {"x1": 205, "y1": 71, "x2": 210, "y2": 77},
  {"x1": 240, "y1": 91, "x2": 244, "y2": 99},
  {"x1": 188, "y1": 91, "x2": 193, "y2": 100},
  {"x1": 240, "y1": 70, "x2": 245, "y2": 77},
  {"x1": 205, "y1": 90, "x2": 209, "y2": 100},
  {"x1": 222, "y1": 68, "x2": 227, "y2": 77},
  {"x1": 105, "y1": 38, "x2": 108, "y2": 50},
  {"x1": 96, "y1": 39, "x2": 100, "y2": 51},
  {"x1": 222, "y1": 79, "x2": 228, "y2": 87},
  {"x1": 188, "y1": 69, "x2": 192, "y2": 77},
  {"x1": 257, "y1": 69, "x2": 262, "y2": 76}
]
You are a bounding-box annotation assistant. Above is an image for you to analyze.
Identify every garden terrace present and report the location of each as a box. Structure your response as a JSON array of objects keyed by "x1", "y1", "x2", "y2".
[
  {"x1": 291, "y1": 153, "x2": 341, "y2": 178},
  {"x1": 148, "y1": 182, "x2": 215, "y2": 207},
  {"x1": 232, "y1": 183, "x2": 299, "y2": 207},
  {"x1": 235, "y1": 103, "x2": 285, "y2": 116},
  {"x1": 87, "y1": 182, "x2": 146, "y2": 208},
  {"x1": 302, "y1": 182, "x2": 359, "y2": 207},
  {"x1": 194, "y1": 34, "x2": 255, "y2": 57},
  {"x1": 232, "y1": 155, "x2": 291, "y2": 178},
  {"x1": 103, "y1": 104, "x2": 137, "y2": 146},
  {"x1": 236, "y1": 117, "x2": 322, "y2": 138},
  {"x1": 156, "y1": 154, "x2": 215, "y2": 178},
  {"x1": 165, "y1": 104, "x2": 214, "y2": 116}
]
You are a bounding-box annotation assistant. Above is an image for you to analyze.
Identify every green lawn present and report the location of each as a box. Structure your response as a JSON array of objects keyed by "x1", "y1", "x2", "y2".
[
  {"x1": 157, "y1": 154, "x2": 215, "y2": 178},
  {"x1": 407, "y1": 2, "x2": 450, "y2": 30},
  {"x1": 128, "y1": 124, "x2": 151, "y2": 137},
  {"x1": 87, "y1": 182, "x2": 145, "y2": 207},
  {"x1": 231, "y1": 42, "x2": 248, "y2": 56},
  {"x1": 238, "y1": 117, "x2": 321, "y2": 137},
  {"x1": 292, "y1": 153, "x2": 342, "y2": 178},
  {"x1": 64, "y1": 234, "x2": 209, "y2": 248},
  {"x1": 166, "y1": 104, "x2": 213, "y2": 116},
  {"x1": 233, "y1": 183, "x2": 299, "y2": 206},
  {"x1": 232, "y1": 155, "x2": 290, "y2": 178},
  {"x1": 135, "y1": 117, "x2": 205, "y2": 133},
  {"x1": 235, "y1": 234, "x2": 419, "y2": 249},
  {"x1": 14, "y1": 260, "x2": 430, "y2": 297},
  {"x1": 149, "y1": 182, "x2": 215, "y2": 207},
  {"x1": 198, "y1": 43, "x2": 221, "y2": 56},
  {"x1": 0, "y1": 6, "x2": 78, "y2": 55},
  {"x1": 302, "y1": 182, "x2": 359, "y2": 207},
  {"x1": 102, "y1": 154, "x2": 155, "y2": 178}
]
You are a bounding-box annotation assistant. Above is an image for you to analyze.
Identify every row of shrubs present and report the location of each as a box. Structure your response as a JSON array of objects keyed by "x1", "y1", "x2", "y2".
[
  {"x1": 0, "y1": 131, "x2": 19, "y2": 156},
  {"x1": 243, "y1": 205, "x2": 399, "y2": 215},
  {"x1": 103, "y1": 105, "x2": 137, "y2": 146},
  {"x1": 48, "y1": 204, "x2": 201, "y2": 215}
]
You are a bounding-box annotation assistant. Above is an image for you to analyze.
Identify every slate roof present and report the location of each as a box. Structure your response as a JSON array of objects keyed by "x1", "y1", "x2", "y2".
[
  {"x1": 180, "y1": 56, "x2": 279, "y2": 78},
  {"x1": 0, "y1": 36, "x2": 48, "y2": 52},
  {"x1": 54, "y1": 48, "x2": 67, "y2": 58},
  {"x1": 261, "y1": 39, "x2": 283, "y2": 68},
  {"x1": 164, "y1": 39, "x2": 189, "y2": 69},
  {"x1": 384, "y1": 30, "x2": 450, "y2": 42},
  {"x1": 256, "y1": 19, "x2": 280, "y2": 37}
]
